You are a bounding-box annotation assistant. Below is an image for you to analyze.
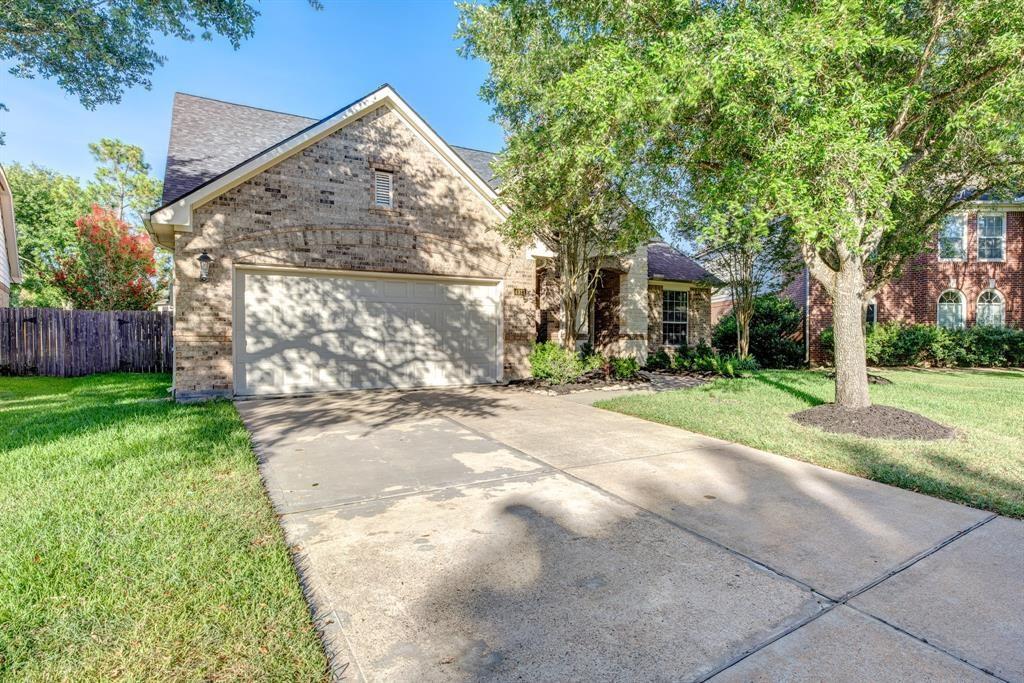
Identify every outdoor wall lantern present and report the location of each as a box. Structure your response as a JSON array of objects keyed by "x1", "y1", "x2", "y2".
[{"x1": 197, "y1": 251, "x2": 213, "y2": 282}]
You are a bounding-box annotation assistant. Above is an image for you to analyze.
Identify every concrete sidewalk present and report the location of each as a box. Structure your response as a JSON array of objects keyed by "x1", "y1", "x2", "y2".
[{"x1": 237, "y1": 387, "x2": 1022, "y2": 682}]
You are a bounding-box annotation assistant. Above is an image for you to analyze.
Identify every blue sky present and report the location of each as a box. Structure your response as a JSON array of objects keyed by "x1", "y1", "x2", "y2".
[{"x1": 0, "y1": 0, "x2": 503, "y2": 183}]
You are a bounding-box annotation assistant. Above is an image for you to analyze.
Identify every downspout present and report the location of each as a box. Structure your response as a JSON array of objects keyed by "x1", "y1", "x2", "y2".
[{"x1": 804, "y1": 268, "x2": 810, "y2": 365}]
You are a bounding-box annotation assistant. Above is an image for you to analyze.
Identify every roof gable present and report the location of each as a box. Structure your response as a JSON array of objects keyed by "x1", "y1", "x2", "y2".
[
  {"x1": 151, "y1": 86, "x2": 504, "y2": 241},
  {"x1": 647, "y1": 241, "x2": 719, "y2": 284},
  {"x1": 162, "y1": 94, "x2": 315, "y2": 205}
]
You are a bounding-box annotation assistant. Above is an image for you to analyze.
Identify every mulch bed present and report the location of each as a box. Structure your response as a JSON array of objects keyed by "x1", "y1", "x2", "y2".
[
  {"x1": 791, "y1": 404, "x2": 956, "y2": 440},
  {"x1": 508, "y1": 370, "x2": 709, "y2": 396}
]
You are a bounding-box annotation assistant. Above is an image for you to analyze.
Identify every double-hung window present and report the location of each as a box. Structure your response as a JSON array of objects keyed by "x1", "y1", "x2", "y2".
[
  {"x1": 978, "y1": 214, "x2": 1005, "y2": 261},
  {"x1": 938, "y1": 215, "x2": 966, "y2": 261},
  {"x1": 662, "y1": 289, "x2": 688, "y2": 345}
]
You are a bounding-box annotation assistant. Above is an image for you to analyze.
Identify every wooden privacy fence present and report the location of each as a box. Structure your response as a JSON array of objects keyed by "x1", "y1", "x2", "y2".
[{"x1": 0, "y1": 308, "x2": 173, "y2": 376}]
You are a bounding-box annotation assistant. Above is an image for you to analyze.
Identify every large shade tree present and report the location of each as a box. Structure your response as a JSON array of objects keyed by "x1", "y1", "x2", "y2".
[
  {"x1": 459, "y1": 0, "x2": 1024, "y2": 407},
  {"x1": 459, "y1": 3, "x2": 655, "y2": 349},
  {"x1": 0, "y1": 0, "x2": 320, "y2": 143}
]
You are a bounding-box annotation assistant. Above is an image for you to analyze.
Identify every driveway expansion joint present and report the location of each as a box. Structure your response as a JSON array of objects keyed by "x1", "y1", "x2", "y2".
[
  {"x1": 836, "y1": 513, "x2": 998, "y2": 604},
  {"x1": 437, "y1": 401, "x2": 1009, "y2": 683},
  {"x1": 247, "y1": 390, "x2": 1016, "y2": 681},
  {"x1": 698, "y1": 513, "x2": 1002, "y2": 681},
  {"x1": 844, "y1": 604, "x2": 1009, "y2": 683}
]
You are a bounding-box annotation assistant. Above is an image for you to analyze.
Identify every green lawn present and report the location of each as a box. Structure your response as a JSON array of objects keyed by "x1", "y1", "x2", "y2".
[
  {"x1": 0, "y1": 374, "x2": 327, "y2": 681},
  {"x1": 597, "y1": 369, "x2": 1024, "y2": 518}
]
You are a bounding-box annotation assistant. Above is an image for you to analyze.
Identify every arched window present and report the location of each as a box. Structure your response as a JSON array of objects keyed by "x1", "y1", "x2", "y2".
[
  {"x1": 977, "y1": 290, "x2": 1005, "y2": 327},
  {"x1": 937, "y1": 290, "x2": 965, "y2": 329}
]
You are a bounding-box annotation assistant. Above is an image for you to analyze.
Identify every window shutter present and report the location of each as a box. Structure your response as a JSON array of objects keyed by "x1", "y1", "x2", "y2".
[{"x1": 374, "y1": 171, "x2": 393, "y2": 208}]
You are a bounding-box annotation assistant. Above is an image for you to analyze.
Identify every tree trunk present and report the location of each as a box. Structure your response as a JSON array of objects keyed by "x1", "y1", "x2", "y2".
[
  {"x1": 832, "y1": 268, "x2": 871, "y2": 409},
  {"x1": 736, "y1": 305, "x2": 752, "y2": 358},
  {"x1": 562, "y1": 289, "x2": 581, "y2": 349}
]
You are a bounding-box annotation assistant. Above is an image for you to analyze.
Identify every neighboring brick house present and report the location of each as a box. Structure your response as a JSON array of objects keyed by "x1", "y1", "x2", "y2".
[
  {"x1": 0, "y1": 165, "x2": 21, "y2": 307},
  {"x1": 147, "y1": 86, "x2": 715, "y2": 399},
  {"x1": 790, "y1": 203, "x2": 1023, "y2": 365}
]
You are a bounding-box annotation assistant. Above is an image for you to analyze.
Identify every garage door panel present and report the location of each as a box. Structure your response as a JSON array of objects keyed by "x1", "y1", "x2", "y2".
[{"x1": 235, "y1": 271, "x2": 500, "y2": 395}]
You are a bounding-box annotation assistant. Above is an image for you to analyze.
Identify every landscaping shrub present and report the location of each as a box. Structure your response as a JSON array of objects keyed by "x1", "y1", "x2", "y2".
[
  {"x1": 645, "y1": 348, "x2": 672, "y2": 371},
  {"x1": 529, "y1": 342, "x2": 586, "y2": 384},
  {"x1": 713, "y1": 294, "x2": 805, "y2": 368},
  {"x1": 609, "y1": 356, "x2": 641, "y2": 380},
  {"x1": 528, "y1": 341, "x2": 611, "y2": 383},
  {"x1": 820, "y1": 323, "x2": 1024, "y2": 368},
  {"x1": 668, "y1": 340, "x2": 758, "y2": 377}
]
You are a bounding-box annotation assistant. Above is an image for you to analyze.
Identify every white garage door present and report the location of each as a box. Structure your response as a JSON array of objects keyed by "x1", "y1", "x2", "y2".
[{"x1": 234, "y1": 270, "x2": 500, "y2": 396}]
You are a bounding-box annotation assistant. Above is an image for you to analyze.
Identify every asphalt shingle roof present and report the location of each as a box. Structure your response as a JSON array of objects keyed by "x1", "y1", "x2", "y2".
[
  {"x1": 647, "y1": 241, "x2": 721, "y2": 284},
  {"x1": 449, "y1": 146, "x2": 499, "y2": 189},
  {"x1": 160, "y1": 93, "x2": 500, "y2": 205}
]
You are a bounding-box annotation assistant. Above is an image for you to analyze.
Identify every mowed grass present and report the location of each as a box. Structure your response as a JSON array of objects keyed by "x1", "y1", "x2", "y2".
[
  {"x1": 0, "y1": 374, "x2": 327, "y2": 681},
  {"x1": 597, "y1": 369, "x2": 1024, "y2": 518}
]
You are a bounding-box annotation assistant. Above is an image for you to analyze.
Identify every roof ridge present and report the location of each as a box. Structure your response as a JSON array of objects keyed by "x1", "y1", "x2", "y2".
[{"x1": 173, "y1": 92, "x2": 316, "y2": 121}]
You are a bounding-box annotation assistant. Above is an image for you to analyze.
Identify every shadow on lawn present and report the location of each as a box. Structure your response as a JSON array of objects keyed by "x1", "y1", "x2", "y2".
[
  {"x1": 752, "y1": 373, "x2": 827, "y2": 407},
  {"x1": 0, "y1": 374, "x2": 196, "y2": 456},
  {"x1": 808, "y1": 435, "x2": 1021, "y2": 517}
]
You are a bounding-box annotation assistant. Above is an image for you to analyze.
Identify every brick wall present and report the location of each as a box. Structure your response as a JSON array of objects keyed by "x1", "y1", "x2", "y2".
[
  {"x1": 688, "y1": 287, "x2": 713, "y2": 345},
  {"x1": 647, "y1": 284, "x2": 663, "y2": 349},
  {"x1": 646, "y1": 283, "x2": 713, "y2": 351},
  {"x1": 174, "y1": 104, "x2": 535, "y2": 399},
  {"x1": 535, "y1": 265, "x2": 560, "y2": 343},
  {"x1": 806, "y1": 209, "x2": 1023, "y2": 365}
]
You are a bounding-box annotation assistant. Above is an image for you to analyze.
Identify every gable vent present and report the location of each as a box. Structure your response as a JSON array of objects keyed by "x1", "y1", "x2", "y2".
[{"x1": 374, "y1": 170, "x2": 393, "y2": 208}]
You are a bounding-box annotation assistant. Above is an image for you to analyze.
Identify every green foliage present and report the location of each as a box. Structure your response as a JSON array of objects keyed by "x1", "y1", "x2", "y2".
[
  {"x1": 690, "y1": 352, "x2": 760, "y2": 378},
  {"x1": 5, "y1": 162, "x2": 89, "y2": 307},
  {"x1": 821, "y1": 323, "x2": 1024, "y2": 368},
  {"x1": 87, "y1": 139, "x2": 163, "y2": 225},
  {"x1": 7, "y1": 140, "x2": 167, "y2": 308},
  {"x1": 608, "y1": 356, "x2": 640, "y2": 380},
  {"x1": 529, "y1": 342, "x2": 585, "y2": 384},
  {"x1": 458, "y1": 0, "x2": 1024, "y2": 405},
  {"x1": 645, "y1": 348, "x2": 672, "y2": 371},
  {"x1": 529, "y1": 342, "x2": 644, "y2": 383},
  {"x1": 667, "y1": 341, "x2": 758, "y2": 378},
  {"x1": 1, "y1": 1, "x2": 286, "y2": 109},
  {"x1": 713, "y1": 294, "x2": 805, "y2": 368},
  {"x1": 458, "y1": 0, "x2": 656, "y2": 349},
  {"x1": 581, "y1": 350, "x2": 606, "y2": 373}
]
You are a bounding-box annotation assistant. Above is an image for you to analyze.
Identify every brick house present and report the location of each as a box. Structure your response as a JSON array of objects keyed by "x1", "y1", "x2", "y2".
[
  {"x1": 147, "y1": 86, "x2": 715, "y2": 399},
  {"x1": 0, "y1": 164, "x2": 21, "y2": 307},
  {"x1": 790, "y1": 202, "x2": 1023, "y2": 365}
]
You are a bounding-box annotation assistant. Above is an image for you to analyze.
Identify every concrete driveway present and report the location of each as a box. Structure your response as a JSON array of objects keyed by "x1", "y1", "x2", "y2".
[{"x1": 236, "y1": 387, "x2": 1023, "y2": 682}]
